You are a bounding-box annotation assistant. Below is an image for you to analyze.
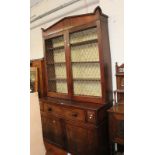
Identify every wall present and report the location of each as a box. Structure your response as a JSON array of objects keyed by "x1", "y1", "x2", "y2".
[
  {"x1": 99, "y1": 0, "x2": 124, "y2": 89},
  {"x1": 30, "y1": 0, "x2": 123, "y2": 90}
]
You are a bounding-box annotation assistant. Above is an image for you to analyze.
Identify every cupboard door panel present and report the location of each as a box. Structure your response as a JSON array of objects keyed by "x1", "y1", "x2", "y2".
[
  {"x1": 66, "y1": 124, "x2": 96, "y2": 155},
  {"x1": 66, "y1": 124, "x2": 87, "y2": 155},
  {"x1": 43, "y1": 116, "x2": 64, "y2": 147}
]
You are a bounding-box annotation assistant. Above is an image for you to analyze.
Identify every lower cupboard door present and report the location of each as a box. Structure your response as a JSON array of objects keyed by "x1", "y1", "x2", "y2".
[
  {"x1": 43, "y1": 116, "x2": 64, "y2": 147},
  {"x1": 66, "y1": 124, "x2": 97, "y2": 155}
]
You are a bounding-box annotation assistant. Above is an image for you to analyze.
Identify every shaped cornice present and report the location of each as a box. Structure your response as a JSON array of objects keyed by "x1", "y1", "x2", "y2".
[{"x1": 42, "y1": 6, "x2": 108, "y2": 35}]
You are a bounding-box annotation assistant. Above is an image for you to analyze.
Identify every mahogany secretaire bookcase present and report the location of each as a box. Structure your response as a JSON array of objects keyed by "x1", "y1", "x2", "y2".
[{"x1": 39, "y1": 6, "x2": 113, "y2": 155}]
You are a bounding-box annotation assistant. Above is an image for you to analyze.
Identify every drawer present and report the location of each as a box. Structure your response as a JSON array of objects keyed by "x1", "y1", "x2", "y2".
[
  {"x1": 44, "y1": 103, "x2": 62, "y2": 116},
  {"x1": 44, "y1": 103, "x2": 85, "y2": 122},
  {"x1": 63, "y1": 108, "x2": 85, "y2": 122}
]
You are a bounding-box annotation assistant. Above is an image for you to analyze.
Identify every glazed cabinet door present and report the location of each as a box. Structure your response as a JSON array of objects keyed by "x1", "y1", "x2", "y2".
[
  {"x1": 69, "y1": 27, "x2": 101, "y2": 97},
  {"x1": 66, "y1": 124, "x2": 97, "y2": 155},
  {"x1": 44, "y1": 33, "x2": 69, "y2": 98},
  {"x1": 43, "y1": 116, "x2": 65, "y2": 147}
]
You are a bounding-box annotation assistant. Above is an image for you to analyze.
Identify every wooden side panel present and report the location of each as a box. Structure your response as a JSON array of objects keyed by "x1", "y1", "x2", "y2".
[{"x1": 100, "y1": 19, "x2": 113, "y2": 103}]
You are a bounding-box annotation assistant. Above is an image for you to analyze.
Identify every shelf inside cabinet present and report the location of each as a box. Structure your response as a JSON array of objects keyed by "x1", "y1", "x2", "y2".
[
  {"x1": 73, "y1": 78, "x2": 100, "y2": 81},
  {"x1": 48, "y1": 79, "x2": 67, "y2": 94},
  {"x1": 48, "y1": 78, "x2": 67, "y2": 81},
  {"x1": 46, "y1": 45, "x2": 64, "y2": 51},
  {"x1": 72, "y1": 63, "x2": 101, "y2": 79},
  {"x1": 47, "y1": 62, "x2": 66, "y2": 65},
  {"x1": 73, "y1": 80, "x2": 101, "y2": 97},
  {"x1": 72, "y1": 61, "x2": 99, "y2": 63},
  {"x1": 70, "y1": 39, "x2": 98, "y2": 46}
]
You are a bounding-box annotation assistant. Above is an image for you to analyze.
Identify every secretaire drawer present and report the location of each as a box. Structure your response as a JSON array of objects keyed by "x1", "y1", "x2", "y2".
[
  {"x1": 44, "y1": 103, "x2": 62, "y2": 115},
  {"x1": 63, "y1": 108, "x2": 85, "y2": 122},
  {"x1": 43, "y1": 103, "x2": 86, "y2": 122}
]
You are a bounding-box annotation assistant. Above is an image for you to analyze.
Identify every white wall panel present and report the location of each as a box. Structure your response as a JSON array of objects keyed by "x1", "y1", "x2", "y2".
[{"x1": 100, "y1": 0, "x2": 124, "y2": 90}]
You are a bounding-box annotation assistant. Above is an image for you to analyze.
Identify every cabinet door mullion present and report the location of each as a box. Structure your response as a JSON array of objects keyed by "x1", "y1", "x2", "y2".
[{"x1": 64, "y1": 30, "x2": 73, "y2": 98}]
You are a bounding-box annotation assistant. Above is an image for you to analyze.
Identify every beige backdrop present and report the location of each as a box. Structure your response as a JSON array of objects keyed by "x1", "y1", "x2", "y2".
[{"x1": 30, "y1": 92, "x2": 46, "y2": 155}]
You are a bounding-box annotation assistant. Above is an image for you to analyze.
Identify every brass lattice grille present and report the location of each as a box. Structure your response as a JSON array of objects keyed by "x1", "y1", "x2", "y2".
[
  {"x1": 48, "y1": 80, "x2": 67, "y2": 93},
  {"x1": 48, "y1": 80, "x2": 56, "y2": 92},
  {"x1": 73, "y1": 80, "x2": 101, "y2": 97},
  {"x1": 55, "y1": 64, "x2": 67, "y2": 78},
  {"x1": 53, "y1": 48, "x2": 66, "y2": 62},
  {"x1": 56, "y1": 80, "x2": 67, "y2": 93},
  {"x1": 46, "y1": 51, "x2": 54, "y2": 64},
  {"x1": 70, "y1": 27, "x2": 101, "y2": 97},
  {"x1": 47, "y1": 64, "x2": 67, "y2": 79},
  {"x1": 71, "y1": 42, "x2": 99, "y2": 62},
  {"x1": 70, "y1": 27, "x2": 97, "y2": 44},
  {"x1": 72, "y1": 63, "x2": 100, "y2": 78},
  {"x1": 52, "y1": 36, "x2": 64, "y2": 48},
  {"x1": 47, "y1": 65, "x2": 56, "y2": 79}
]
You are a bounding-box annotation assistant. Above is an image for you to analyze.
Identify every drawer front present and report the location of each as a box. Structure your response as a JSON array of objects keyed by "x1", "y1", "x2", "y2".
[
  {"x1": 44, "y1": 103, "x2": 62, "y2": 116},
  {"x1": 44, "y1": 103, "x2": 86, "y2": 122},
  {"x1": 63, "y1": 108, "x2": 85, "y2": 122}
]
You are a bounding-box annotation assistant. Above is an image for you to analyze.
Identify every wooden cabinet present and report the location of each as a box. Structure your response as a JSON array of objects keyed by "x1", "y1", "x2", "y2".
[{"x1": 39, "y1": 6, "x2": 113, "y2": 155}]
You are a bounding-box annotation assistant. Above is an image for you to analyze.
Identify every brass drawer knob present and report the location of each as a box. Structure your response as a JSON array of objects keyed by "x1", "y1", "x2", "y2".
[
  {"x1": 48, "y1": 108, "x2": 52, "y2": 112},
  {"x1": 89, "y1": 114, "x2": 93, "y2": 119},
  {"x1": 72, "y1": 112, "x2": 78, "y2": 117}
]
